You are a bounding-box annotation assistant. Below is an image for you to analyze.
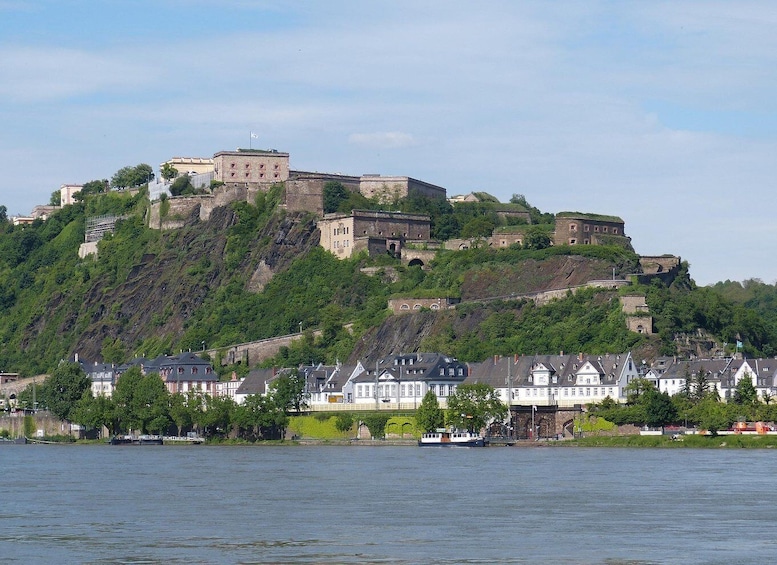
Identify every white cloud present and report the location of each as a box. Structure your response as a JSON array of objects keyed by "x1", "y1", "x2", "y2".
[{"x1": 348, "y1": 132, "x2": 417, "y2": 149}]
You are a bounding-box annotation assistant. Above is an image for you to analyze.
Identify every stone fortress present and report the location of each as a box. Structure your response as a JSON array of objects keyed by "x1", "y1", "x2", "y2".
[{"x1": 65, "y1": 147, "x2": 680, "y2": 335}]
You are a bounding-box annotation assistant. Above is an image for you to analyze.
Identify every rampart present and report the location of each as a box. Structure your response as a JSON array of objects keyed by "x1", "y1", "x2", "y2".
[{"x1": 207, "y1": 331, "x2": 321, "y2": 366}]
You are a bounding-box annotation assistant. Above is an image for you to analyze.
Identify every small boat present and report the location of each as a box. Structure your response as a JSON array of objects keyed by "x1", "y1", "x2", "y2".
[
  {"x1": 109, "y1": 434, "x2": 164, "y2": 445},
  {"x1": 0, "y1": 437, "x2": 27, "y2": 445},
  {"x1": 418, "y1": 429, "x2": 486, "y2": 447}
]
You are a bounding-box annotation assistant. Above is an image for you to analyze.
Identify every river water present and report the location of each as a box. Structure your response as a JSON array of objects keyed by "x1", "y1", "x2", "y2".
[{"x1": 1, "y1": 444, "x2": 775, "y2": 564}]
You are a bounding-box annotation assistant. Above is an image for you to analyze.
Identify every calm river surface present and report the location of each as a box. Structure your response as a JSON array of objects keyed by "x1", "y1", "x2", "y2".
[{"x1": 1, "y1": 444, "x2": 776, "y2": 564}]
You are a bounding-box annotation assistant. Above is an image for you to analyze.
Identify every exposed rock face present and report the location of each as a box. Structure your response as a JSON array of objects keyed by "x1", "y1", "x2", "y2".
[
  {"x1": 49, "y1": 207, "x2": 319, "y2": 361},
  {"x1": 460, "y1": 255, "x2": 633, "y2": 300},
  {"x1": 247, "y1": 260, "x2": 274, "y2": 292}
]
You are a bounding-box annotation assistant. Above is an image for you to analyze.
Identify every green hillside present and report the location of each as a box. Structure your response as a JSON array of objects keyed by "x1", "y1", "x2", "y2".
[{"x1": 0, "y1": 187, "x2": 775, "y2": 377}]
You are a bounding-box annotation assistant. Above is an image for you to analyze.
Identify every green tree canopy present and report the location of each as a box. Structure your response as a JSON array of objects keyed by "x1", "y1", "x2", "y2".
[
  {"x1": 43, "y1": 362, "x2": 91, "y2": 422},
  {"x1": 111, "y1": 164, "x2": 154, "y2": 189},
  {"x1": 523, "y1": 226, "x2": 552, "y2": 250},
  {"x1": 415, "y1": 390, "x2": 444, "y2": 432},
  {"x1": 169, "y1": 174, "x2": 195, "y2": 196},
  {"x1": 323, "y1": 181, "x2": 350, "y2": 214},
  {"x1": 624, "y1": 377, "x2": 656, "y2": 405},
  {"x1": 642, "y1": 389, "x2": 677, "y2": 429},
  {"x1": 160, "y1": 163, "x2": 179, "y2": 181},
  {"x1": 112, "y1": 367, "x2": 170, "y2": 433},
  {"x1": 270, "y1": 370, "x2": 308, "y2": 413},
  {"x1": 733, "y1": 374, "x2": 758, "y2": 405},
  {"x1": 446, "y1": 383, "x2": 507, "y2": 433}
]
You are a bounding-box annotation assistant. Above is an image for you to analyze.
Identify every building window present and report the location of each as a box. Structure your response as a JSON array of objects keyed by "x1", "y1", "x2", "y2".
[
  {"x1": 603, "y1": 226, "x2": 608, "y2": 233},
  {"x1": 584, "y1": 225, "x2": 590, "y2": 232},
  {"x1": 594, "y1": 226, "x2": 600, "y2": 232},
  {"x1": 569, "y1": 238, "x2": 576, "y2": 245},
  {"x1": 439, "y1": 368, "x2": 444, "y2": 376},
  {"x1": 613, "y1": 228, "x2": 618, "y2": 234},
  {"x1": 570, "y1": 223, "x2": 577, "y2": 231}
]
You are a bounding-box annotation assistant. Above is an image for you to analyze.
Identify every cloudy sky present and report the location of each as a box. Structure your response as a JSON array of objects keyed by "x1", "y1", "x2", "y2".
[{"x1": 1, "y1": 1, "x2": 775, "y2": 286}]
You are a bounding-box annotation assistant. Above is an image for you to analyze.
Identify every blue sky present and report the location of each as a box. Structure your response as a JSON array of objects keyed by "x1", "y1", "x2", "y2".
[{"x1": 2, "y1": 1, "x2": 776, "y2": 286}]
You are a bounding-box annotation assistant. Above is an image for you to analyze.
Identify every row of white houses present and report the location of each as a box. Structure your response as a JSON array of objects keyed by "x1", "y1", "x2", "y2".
[
  {"x1": 82, "y1": 350, "x2": 777, "y2": 410},
  {"x1": 234, "y1": 352, "x2": 642, "y2": 409}
]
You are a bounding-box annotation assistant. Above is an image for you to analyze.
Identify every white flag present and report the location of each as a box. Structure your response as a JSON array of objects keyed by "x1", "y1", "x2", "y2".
[{"x1": 250, "y1": 132, "x2": 258, "y2": 139}]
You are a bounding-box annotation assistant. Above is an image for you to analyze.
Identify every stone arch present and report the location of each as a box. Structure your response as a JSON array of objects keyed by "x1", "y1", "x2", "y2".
[
  {"x1": 562, "y1": 419, "x2": 575, "y2": 438},
  {"x1": 408, "y1": 258, "x2": 424, "y2": 267},
  {"x1": 537, "y1": 417, "x2": 553, "y2": 438}
]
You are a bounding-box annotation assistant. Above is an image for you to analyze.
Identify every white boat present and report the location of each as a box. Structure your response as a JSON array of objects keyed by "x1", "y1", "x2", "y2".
[{"x1": 418, "y1": 429, "x2": 486, "y2": 447}]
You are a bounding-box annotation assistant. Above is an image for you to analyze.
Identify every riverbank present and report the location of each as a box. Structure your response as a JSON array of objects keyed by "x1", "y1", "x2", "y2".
[{"x1": 558, "y1": 434, "x2": 777, "y2": 448}]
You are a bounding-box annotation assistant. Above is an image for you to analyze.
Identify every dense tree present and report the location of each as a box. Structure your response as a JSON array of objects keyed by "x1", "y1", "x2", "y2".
[
  {"x1": 362, "y1": 413, "x2": 390, "y2": 439},
  {"x1": 169, "y1": 174, "x2": 194, "y2": 196},
  {"x1": 642, "y1": 389, "x2": 677, "y2": 429},
  {"x1": 168, "y1": 392, "x2": 194, "y2": 436},
  {"x1": 460, "y1": 216, "x2": 496, "y2": 239},
  {"x1": 624, "y1": 377, "x2": 655, "y2": 405},
  {"x1": 195, "y1": 395, "x2": 234, "y2": 437},
  {"x1": 234, "y1": 394, "x2": 288, "y2": 439},
  {"x1": 446, "y1": 383, "x2": 506, "y2": 433},
  {"x1": 111, "y1": 164, "x2": 154, "y2": 189},
  {"x1": 160, "y1": 162, "x2": 179, "y2": 181},
  {"x1": 323, "y1": 181, "x2": 349, "y2": 214},
  {"x1": 71, "y1": 391, "x2": 117, "y2": 436},
  {"x1": 415, "y1": 390, "x2": 445, "y2": 432},
  {"x1": 690, "y1": 398, "x2": 731, "y2": 436},
  {"x1": 270, "y1": 370, "x2": 308, "y2": 413},
  {"x1": 112, "y1": 367, "x2": 170, "y2": 433},
  {"x1": 73, "y1": 179, "x2": 109, "y2": 202},
  {"x1": 43, "y1": 362, "x2": 91, "y2": 422},
  {"x1": 0, "y1": 205, "x2": 6, "y2": 223},
  {"x1": 334, "y1": 413, "x2": 354, "y2": 434},
  {"x1": 522, "y1": 226, "x2": 552, "y2": 250},
  {"x1": 733, "y1": 374, "x2": 758, "y2": 405}
]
